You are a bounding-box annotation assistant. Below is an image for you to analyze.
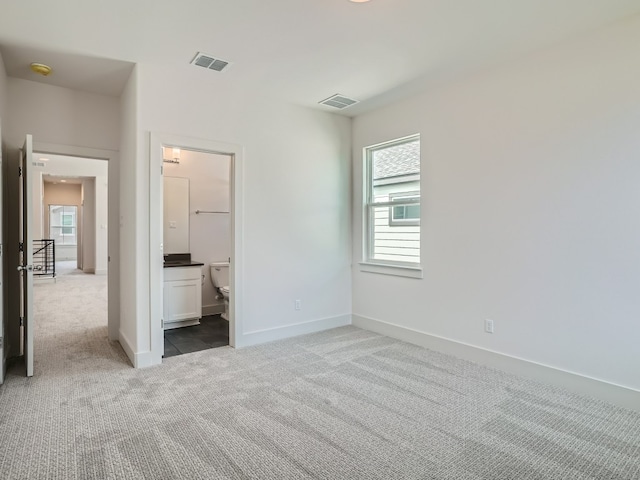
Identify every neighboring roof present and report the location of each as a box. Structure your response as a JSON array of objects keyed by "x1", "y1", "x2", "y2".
[{"x1": 373, "y1": 140, "x2": 420, "y2": 180}]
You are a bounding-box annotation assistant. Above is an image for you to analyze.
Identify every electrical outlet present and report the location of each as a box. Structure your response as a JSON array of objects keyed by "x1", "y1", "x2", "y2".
[
  {"x1": 485, "y1": 319, "x2": 494, "y2": 334},
  {"x1": 294, "y1": 299, "x2": 301, "y2": 311}
]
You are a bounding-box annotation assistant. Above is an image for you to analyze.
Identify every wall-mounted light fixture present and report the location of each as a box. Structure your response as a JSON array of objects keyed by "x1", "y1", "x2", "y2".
[{"x1": 162, "y1": 147, "x2": 181, "y2": 164}]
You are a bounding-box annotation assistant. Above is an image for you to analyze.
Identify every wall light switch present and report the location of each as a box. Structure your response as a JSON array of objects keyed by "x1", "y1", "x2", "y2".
[{"x1": 169, "y1": 221, "x2": 177, "y2": 229}]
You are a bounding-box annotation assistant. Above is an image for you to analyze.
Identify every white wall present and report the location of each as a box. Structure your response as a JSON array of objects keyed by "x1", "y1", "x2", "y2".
[
  {"x1": 352, "y1": 16, "x2": 640, "y2": 391},
  {"x1": 162, "y1": 150, "x2": 231, "y2": 313},
  {"x1": 123, "y1": 63, "x2": 351, "y2": 361},
  {"x1": 118, "y1": 66, "x2": 143, "y2": 363},
  {"x1": 4, "y1": 78, "x2": 120, "y2": 356},
  {"x1": 81, "y1": 178, "x2": 96, "y2": 272},
  {"x1": 5, "y1": 78, "x2": 119, "y2": 149}
]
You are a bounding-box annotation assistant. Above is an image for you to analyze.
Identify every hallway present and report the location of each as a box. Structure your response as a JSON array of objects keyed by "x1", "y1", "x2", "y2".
[{"x1": 19, "y1": 266, "x2": 128, "y2": 378}]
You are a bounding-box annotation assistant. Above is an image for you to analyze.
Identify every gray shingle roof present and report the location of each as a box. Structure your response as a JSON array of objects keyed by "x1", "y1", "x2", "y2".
[{"x1": 373, "y1": 140, "x2": 420, "y2": 180}]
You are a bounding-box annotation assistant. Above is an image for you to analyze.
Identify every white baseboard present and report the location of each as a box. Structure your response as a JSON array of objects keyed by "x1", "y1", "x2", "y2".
[
  {"x1": 118, "y1": 329, "x2": 135, "y2": 367},
  {"x1": 238, "y1": 314, "x2": 352, "y2": 348},
  {"x1": 202, "y1": 304, "x2": 224, "y2": 316},
  {"x1": 352, "y1": 314, "x2": 640, "y2": 412},
  {"x1": 83, "y1": 268, "x2": 96, "y2": 274},
  {"x1": 118, "y1": 329, "x2": 154, "y2": 369}
]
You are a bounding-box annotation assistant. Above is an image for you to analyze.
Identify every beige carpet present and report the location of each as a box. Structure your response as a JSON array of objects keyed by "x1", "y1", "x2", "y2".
[{"x1": 0, "y1": 273, "x2": 638, "y2": 479}]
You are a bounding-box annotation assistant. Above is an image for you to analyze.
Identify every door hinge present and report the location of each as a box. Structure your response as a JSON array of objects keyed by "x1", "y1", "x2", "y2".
[
  {"x1": 161, "y1": 318, "x2": 164, "y2": 329},
  {"x1": 19, "y1": 317, "x2": 24, "y2": 327},
  {"x1": 0, "y1": 244, "x2": 2, "y2": 256},
  {"x1": 160, "y1": 165, "x2": 163, "y2": 175},
  {"x1": 18, "y1": 242, "x2": 24, "y2": 252},
  {"x1": 0, "y1": 337, "x2": 3, "y2": 349},
  {"x1": 18, "y1": 166, "x2": 22, "y2": 177}
]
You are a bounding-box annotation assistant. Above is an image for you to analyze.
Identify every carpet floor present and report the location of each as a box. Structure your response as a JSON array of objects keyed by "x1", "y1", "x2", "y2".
[{"x1": 0, "y1": 273, "x2": 638, "y2": 479}]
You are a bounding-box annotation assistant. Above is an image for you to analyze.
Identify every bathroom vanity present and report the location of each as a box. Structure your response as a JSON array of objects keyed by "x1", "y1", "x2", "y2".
[{"x1": 163, "y1": 254, "x2": 204, "y2": 329}]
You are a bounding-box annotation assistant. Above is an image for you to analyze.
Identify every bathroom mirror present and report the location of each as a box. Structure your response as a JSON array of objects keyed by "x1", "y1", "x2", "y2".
[{"x1": 163, "y1": 176, "x2": 190, "y2": 253}]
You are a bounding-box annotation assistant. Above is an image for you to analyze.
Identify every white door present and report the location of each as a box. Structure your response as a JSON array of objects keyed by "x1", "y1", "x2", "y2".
[
  {"x1": 0, "y1": 119, "x2": 5, "y2": 384},
  {"x1": 18, "y1": 135, "x2": 34, "y2": 377}
]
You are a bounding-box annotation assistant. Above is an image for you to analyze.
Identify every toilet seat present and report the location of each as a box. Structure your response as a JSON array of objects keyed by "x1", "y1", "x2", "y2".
[{"x1": 220, "y1": 286, "x2": 230, "y2": 295}]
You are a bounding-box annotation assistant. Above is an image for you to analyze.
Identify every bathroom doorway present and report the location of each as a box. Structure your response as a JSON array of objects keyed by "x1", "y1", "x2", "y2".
[
  {"x1": 149, "y1": 133, "x2": 243, "y2": 364},
  {"x1": 161, "y1": 149, "x2": 232, "y2": 357}
]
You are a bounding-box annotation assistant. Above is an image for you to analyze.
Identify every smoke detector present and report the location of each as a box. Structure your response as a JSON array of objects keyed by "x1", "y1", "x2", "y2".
[
  {"x1": 319, "y1": 94, "x2": 358, "y2": 109},
  {"x1": 190, "y1": 52, "x2": 230, "y2": 72}
]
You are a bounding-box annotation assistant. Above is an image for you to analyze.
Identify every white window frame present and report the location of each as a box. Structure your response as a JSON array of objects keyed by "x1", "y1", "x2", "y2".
[
  {"x1": 389, "y1": 191, "x2": 421, "y2": 227},
  {"x1": 60, "y1": 211, "x2": 76, "y2": 235},
  {"x1": 361, "y1": 134, "x2": 423, "y2": 279},
  {"x1": 49, "y1": 205, "x2": 78, "y2": 246}
]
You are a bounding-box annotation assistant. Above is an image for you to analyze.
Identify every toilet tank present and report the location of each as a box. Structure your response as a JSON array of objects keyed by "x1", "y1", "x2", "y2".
[{"x1": 209, "y1": 262, "x2": 229, "y2": 288}]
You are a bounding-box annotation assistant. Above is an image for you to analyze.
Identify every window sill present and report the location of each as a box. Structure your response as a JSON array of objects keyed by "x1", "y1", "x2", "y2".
[{"x1": 358, "y1": 262, "x2": 423, "y2": 279}]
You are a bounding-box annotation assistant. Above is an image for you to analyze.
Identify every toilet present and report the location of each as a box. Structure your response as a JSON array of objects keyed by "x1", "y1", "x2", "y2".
[{"x1": 209, "y1": 262, "x2": 230, "y2": 321}]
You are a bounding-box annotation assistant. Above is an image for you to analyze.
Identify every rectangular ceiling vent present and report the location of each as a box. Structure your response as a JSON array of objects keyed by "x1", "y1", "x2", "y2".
[
  {"x1": 191, "y1": 52, "x2": 230, "y2": 72},
  {"x1": 319, "y1": 94, "x2": 358, "y2": 109}
]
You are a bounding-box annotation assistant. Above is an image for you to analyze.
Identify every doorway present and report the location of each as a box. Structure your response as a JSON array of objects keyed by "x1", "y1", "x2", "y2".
[
  {"x1": 149, "y1": 133, "x2": 244, "y2": 364},
  {"x1": 31, "y1": 153, "x2": 110, "y2": 364},
  {"x1": 162, "y1": 148, "x2": 232, "y2": 357},
  {"x1": 32, "y1": 142, "x2": 120, "y2": 338}
]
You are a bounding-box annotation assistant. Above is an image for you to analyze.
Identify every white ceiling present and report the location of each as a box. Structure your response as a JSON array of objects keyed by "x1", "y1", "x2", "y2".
[
  {"x1": 42, "y1": 174, "x2": 83, "y2": 185},
  {"x1": 0, "y1": 45, "x2": 133, "y2": 97},
  {"x1": 0, "y1": 0, "x2": 639, "y2": 115}
]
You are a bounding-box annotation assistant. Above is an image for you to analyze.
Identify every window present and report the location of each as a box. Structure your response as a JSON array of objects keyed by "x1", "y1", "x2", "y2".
[
  {"x1": 389, "y1": 192, "x2": 420, "y2": 226},
  {"x1": 49, "y1": 205, "x2": 77, "y2": 246},
  {"x1": 363, "y1": 135, "x2": 421, "y2": 273}
]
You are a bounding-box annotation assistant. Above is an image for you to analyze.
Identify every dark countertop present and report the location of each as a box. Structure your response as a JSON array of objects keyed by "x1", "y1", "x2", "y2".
[
  {"x1": 163, "y1": 253, "x2": 204, "y2": 268},
  {"x1": 163, "y1": 261, "x2": 204, "y2": 268}
]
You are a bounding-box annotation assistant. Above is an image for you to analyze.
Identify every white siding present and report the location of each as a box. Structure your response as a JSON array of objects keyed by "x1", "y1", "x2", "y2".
[{"x1": 371, "y1": 181, "x2": 420, "y2": 263}]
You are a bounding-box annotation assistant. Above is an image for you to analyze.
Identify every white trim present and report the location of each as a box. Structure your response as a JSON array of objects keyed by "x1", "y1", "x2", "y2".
[
  {"x1": 119, "y1": 329, "x2": 153, "y2": 369},
  {"x1": 352, "y1": 314, "x2": 640, "y2": 412},
  {"x1": 363, "y1": 134, "x2": 421, "y2": 270},
  {"x1": 358, "y1": 262, "x2": 423, "y2": 278},
  {"x1": 238, "y1": 314, "x2": 352, "y2": 348},
  {"x1": 149, "y1": 132, "x2": 244, "y2": 364},
  {"x1": 118, "y1": 329, "x2": 135, "y2": 367}
]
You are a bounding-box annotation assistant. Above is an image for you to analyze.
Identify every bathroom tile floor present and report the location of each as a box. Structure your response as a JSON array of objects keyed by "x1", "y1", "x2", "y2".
[{"x1": 163, "y1": 314, "x2": 229, "y2": 358}]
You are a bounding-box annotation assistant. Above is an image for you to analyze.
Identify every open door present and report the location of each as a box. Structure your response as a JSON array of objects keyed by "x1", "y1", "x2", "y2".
[{"x1": 18, "y1": 135, "x2": 34, "y2": 377}]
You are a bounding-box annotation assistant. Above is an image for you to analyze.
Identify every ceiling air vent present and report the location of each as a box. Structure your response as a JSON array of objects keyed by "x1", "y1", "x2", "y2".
[
  {"x1": 319, "y1": 94, "x2": 358, "y2": 109},
  {"x1": 191, "y1": 52, "x2": 230, "y2": 72}
]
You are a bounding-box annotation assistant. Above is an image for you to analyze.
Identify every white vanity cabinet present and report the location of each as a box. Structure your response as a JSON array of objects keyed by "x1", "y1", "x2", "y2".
[{"x1": 163, "y1": 266, "x2": 202, "y2": 329}]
